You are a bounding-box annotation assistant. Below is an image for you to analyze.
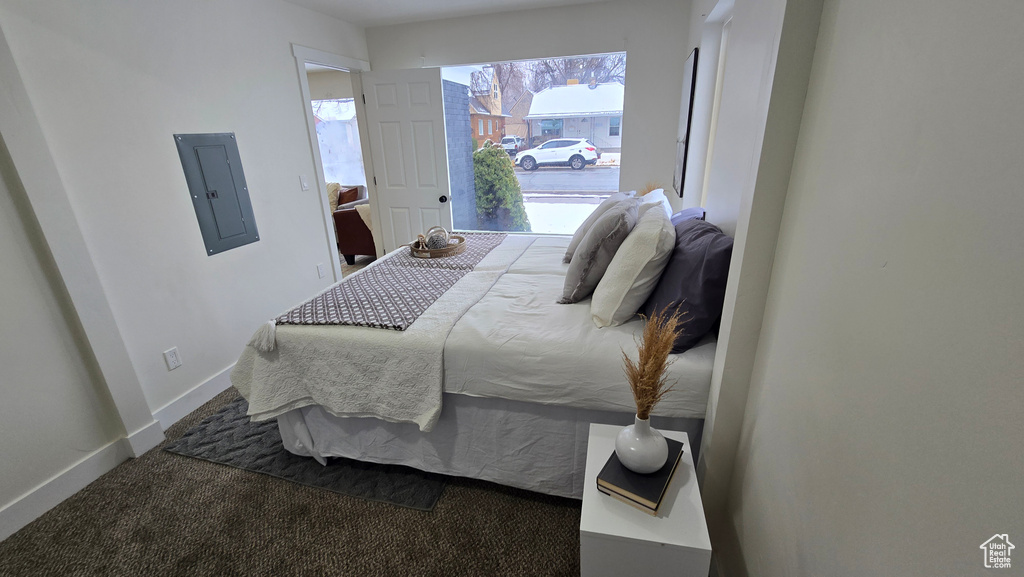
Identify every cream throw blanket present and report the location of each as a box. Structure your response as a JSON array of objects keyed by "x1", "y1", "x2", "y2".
[
  {"x1": 354, "y1": 203, "x2": 372, "y2": 231},
  {"x1": 231, "y1": 236, "x2": 536, "y2": 431}
]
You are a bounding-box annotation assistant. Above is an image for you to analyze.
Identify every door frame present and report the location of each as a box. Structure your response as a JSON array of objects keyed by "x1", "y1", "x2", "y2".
[{"x1": 291, "y1": 44, "x2": 378, "y2": 282}]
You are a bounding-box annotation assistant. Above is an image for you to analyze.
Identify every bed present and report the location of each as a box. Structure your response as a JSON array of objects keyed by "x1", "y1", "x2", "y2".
[{"x1": 232, "y1": 196, "x2": 730, "y2": 499}]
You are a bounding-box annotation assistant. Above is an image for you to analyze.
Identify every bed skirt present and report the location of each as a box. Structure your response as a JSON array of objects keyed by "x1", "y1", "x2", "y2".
[{"x1": 276, "y1": 393, "x2": 704, "y2": 500}]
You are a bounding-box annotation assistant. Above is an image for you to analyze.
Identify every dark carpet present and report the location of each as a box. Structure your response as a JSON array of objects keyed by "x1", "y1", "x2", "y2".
[
  {"x1": 164, "y1": 398, "x2": 445, "y2": 511},
  {"x1": 0, "y1": 390, "x2": 582, "y2": 576}
]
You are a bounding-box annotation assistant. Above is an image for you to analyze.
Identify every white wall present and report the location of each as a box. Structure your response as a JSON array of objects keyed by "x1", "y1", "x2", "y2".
[
  {"x1": 679, "y1": 0, "x2": 729, "y2": 210},
  {"x1": 307, "y1": 69, "x2": 353, "y2": 100},
  {"x1": 0, "y1": 0, "x2": 368, "y2": 414},
  {"x1": 0, "y1": 141, "x2": 122, "y2": 512},
  {"x1": 724, "y1": 0, "x2": 1024, "y2": 575},
  {"x1": 697, "y1": 0, "x2": 780, "y2": 238},
  {"x1": 364, "y1": 0, "x2": 691, "y2": 207},
  {"x1": 686, "y1": 2, "x2": 823, "y2": 561}
]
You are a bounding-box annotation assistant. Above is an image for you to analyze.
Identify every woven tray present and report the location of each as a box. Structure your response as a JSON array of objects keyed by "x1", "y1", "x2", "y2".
[{"x1": 409, "y1": 234, "x2": 467, "y2": 258}]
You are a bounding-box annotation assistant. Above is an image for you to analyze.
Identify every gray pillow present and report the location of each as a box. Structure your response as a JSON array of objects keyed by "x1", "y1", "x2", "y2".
[
  {"x1": 559, "y1": 198, "x2": 640, "y2": 304},
  {"x1": 563, "y1": 191, "x2": 635, "y2": 263}
]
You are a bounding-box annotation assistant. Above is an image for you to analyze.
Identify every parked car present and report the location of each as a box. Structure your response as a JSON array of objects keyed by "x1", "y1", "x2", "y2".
[
  {"x1": 500, "y1": 135, "x2": 525, "y2": 155},
  {"x1": 515, "y1": 138, "x2": 600, "y2": 170}
]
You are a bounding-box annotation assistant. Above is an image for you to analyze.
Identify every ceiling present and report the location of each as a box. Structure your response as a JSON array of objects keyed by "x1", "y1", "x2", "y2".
[{"x1": 282, "y1": 0, "x2": 608, "y2": 28}]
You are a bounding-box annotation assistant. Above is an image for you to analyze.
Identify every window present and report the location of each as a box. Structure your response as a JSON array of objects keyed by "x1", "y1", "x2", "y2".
[
  {"x1": 310, "y1": 99, "x2": 366, "y2": 186},
  {"x1": 540, "y1": 119, "x2": 563, "y2": 137},
  {"x1": 609, "y1": 117, "x2": 621, "y2": 137},
  {"x1": 441, "y1": 52, "x2": 627, "y2": 235}
]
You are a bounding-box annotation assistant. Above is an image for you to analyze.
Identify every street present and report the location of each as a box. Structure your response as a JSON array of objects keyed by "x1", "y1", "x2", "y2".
[{"x1": 514, "y1": 166, "x2": 619, "y2": 193}]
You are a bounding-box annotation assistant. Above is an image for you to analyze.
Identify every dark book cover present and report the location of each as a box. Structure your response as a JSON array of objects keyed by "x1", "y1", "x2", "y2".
[
  {"x1": 597, "y1": 484, "x2": 658, "y2": 516},
  {"x1": 597, "y1": 438, "x2": 684, "y2": 510}
]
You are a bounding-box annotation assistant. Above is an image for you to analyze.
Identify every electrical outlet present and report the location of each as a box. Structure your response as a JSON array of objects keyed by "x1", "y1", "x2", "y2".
[
  {"x1": 163, "y1": 347, "x2": 182, "y2": 371},
  {"x1": 316, "y1": 263, "x2": 327, "y2": 278},
  {"x1": 299, "y1": 174, "x2": 310, "y2": 191}
]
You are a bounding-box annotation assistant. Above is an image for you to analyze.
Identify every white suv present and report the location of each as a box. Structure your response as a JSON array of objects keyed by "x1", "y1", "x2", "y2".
[
  {"x1": 515, "y1": 138, "x2": 600, "y2": 170},
  {"x1": 500, "y1": 135, "x2": 525, "y2": 155}
]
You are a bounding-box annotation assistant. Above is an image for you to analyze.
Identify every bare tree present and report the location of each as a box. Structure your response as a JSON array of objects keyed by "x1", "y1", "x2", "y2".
[
  {"x1": 527, "y1": 53, "x2": 627, "y2": 92},
  {"x1": 469, "y1": 68, "x2": 492, "y2": 96},
  {"x1": 492, "y1": 62, "x2": 528, "y2": 103}
]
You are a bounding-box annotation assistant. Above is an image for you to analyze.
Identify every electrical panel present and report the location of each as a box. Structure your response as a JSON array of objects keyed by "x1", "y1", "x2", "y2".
[{"x1": 174, "y1": 133, "x2": 259, "y2": 255}]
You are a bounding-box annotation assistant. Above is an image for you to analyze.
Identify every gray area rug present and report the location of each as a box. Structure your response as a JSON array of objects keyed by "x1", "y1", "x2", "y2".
[{"x1": 164, "y1": 397, "x2": 446, "y2": 511}]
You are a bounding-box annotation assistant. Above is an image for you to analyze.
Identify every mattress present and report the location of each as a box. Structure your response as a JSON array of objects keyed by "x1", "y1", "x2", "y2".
[{"x1": 443, "y1": 236, "x2": 715, "y2": 418}]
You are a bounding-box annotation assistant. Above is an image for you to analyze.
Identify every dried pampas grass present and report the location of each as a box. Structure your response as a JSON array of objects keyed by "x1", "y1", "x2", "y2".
[
  {"x1": 623, "y1": 309, "x2": 686, "y2": 420},
  {"x1": 638, "y1": 181, "x2": 664, "y2": 196}
]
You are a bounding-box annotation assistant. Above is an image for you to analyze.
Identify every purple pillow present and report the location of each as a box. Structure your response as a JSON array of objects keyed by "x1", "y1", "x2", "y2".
[
  {"x1": 641, "y1": 219, "x2": 733, "y2": 353},
  {"x1": 670, "y1": 207, "x2": 706, "y2": 225}
]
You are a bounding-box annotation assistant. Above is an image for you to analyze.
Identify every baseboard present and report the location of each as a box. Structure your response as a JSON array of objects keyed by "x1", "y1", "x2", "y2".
[
  {"x1": 0, "y1": 439, "x2": 130, "y2": 542},
  {"x1": 0, "y1": 366, "x2": 236, "y2": 542},
  {"x1": 152, "y1": 363, "x2": 235, "y2": 430},
  {"x1": 124, "y1": 419, "x2": 165, "y2": 457}
]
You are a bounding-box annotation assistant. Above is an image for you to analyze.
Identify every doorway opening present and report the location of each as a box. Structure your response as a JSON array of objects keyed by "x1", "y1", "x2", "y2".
[
  {"x1": 305, "y1": 64, "x2": 374, "y2": 273},
  {"x1": 291, "y1": 45, "x2": 375, "y2": 281}
]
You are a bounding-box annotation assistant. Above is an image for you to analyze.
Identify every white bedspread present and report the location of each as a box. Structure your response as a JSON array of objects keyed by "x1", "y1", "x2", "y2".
[
  {"x1": 444, "y1": 236, "x2": 715, "y2": 418},
  {"x1": 231, "y1": 235, "x2": 536, "y2": 431}
]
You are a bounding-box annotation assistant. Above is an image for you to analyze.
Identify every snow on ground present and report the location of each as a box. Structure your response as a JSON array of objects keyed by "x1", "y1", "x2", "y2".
[
  {"x1": 522, "y1": 194, "x2": 602, "y2": 235},
  {"x1": 596, "y1": 153, "x2": 620, "y2": 166}
]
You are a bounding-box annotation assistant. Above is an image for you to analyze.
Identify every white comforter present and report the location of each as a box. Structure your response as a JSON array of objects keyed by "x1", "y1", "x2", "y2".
[
  {"x1": 444, "y1": 237, "x2": 715, "y2": 418},
  {"x1": 231, "y1": 236, "x2": 536, "y2": 431},
  {"x1": 232, "y1": 235, "x2": 715, "y2": 432}
]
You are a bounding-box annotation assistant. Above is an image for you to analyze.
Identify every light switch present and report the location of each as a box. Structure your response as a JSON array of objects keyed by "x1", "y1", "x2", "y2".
[{"x1": 299, "y1": 175, "x2": 310, "y2": 191}]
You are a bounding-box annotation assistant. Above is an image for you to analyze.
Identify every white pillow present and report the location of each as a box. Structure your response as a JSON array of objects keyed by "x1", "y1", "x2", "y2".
[
  {"x1": 590, "y1": 207, "x2": 676, "y2": 327},
  {"x1": 563, "y1": 190, "x2": 636, "y2": 263},
  {"x1": 640, "y1": 188, "x2": 672, "y2": 219}
]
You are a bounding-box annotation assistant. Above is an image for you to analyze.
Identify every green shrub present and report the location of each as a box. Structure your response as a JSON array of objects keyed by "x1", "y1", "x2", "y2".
[{"x1": 473, "y1": 141, "x2": 531, "y2": 232}]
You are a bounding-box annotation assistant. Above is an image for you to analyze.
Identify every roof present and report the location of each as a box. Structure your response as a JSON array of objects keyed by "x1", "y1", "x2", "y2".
[
  {"x1": 470, "y1": 96, "x2": 510, "y2": 117},
  {"x1": 469, "y1": 96, "x2": 487, "y2": 114},
  {"x1": 502, "y1": 90, "x2": 532, "y2": 116},
  {"x1": 524, "y1": 83, "x2": 624, "y2": 119}
]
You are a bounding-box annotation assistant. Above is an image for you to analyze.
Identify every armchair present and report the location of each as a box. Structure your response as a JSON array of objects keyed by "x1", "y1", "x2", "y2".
[{"x1": 331, "y1": 185, "x2": 375, "y2": 265}]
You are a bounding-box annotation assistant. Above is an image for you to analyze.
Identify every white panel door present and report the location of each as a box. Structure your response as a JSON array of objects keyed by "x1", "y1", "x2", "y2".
[{"x1": 359, "y1": 68, "x2": 452, "y2": 251}]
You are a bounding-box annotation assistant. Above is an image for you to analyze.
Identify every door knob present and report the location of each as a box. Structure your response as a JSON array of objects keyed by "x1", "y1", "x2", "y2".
[{"x1": 438, "y1": 195, "x2": 448, "y2": 203}]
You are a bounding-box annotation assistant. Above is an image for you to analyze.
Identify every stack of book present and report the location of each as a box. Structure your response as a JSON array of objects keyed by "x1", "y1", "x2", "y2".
[{"x1": 596, "y1": 438, "x2": 685, "y2": 516}]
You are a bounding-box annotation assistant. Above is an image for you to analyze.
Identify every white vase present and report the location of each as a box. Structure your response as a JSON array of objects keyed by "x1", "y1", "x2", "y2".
[{"x1": 615, "y1": 415, "x2": 668, "y2": 474}]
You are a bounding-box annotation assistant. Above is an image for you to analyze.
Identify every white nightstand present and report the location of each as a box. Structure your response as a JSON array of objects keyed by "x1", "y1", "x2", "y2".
[{"x1": 580, "y1": 424, "x2": 711, "y2": 577}]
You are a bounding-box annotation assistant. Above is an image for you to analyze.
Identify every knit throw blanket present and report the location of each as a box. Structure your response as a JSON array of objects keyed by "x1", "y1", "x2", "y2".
[{"x1": 275, "y1": 232, "x2": 507, "y2": 332}]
